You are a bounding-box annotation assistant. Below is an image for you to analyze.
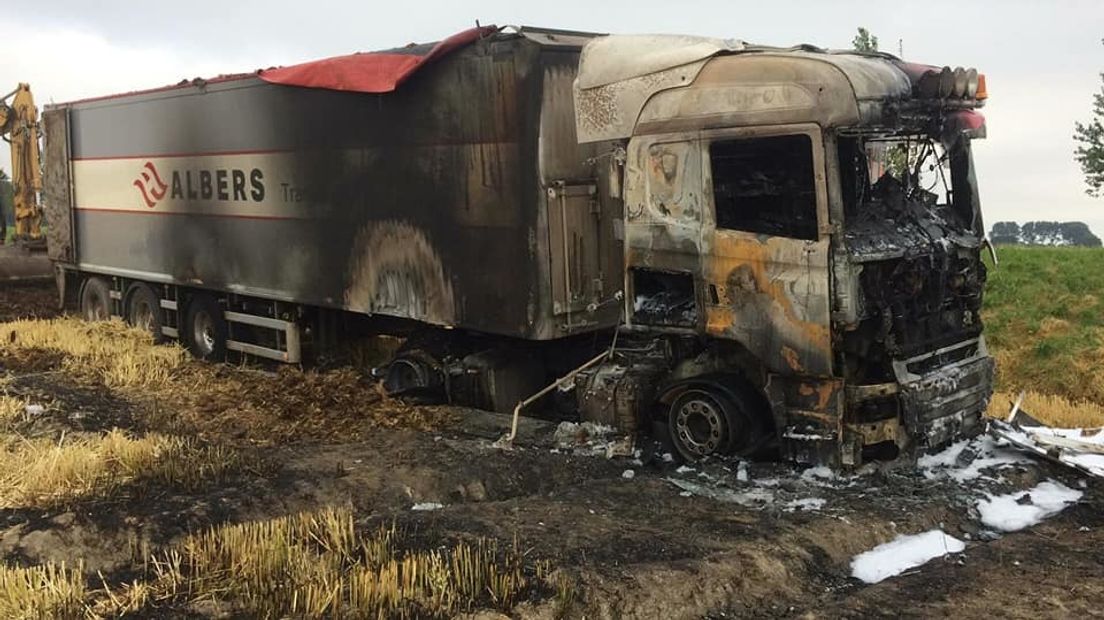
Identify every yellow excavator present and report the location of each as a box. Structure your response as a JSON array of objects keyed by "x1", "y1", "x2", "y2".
[
  {"x1": 0, "y1": 83, "x2": 50, "y2": 282},
  {"x1": 1, "y1": 83, "x2": 43, "y2": 243}
]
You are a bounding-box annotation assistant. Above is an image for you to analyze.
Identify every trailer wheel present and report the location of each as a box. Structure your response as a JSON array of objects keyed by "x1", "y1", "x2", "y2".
[
  {"x1": 126, "y1": 283, "x2": 164, "y2": 343},
  {"x1": 184, "y1": 294, "x2": 227, "y2": 361},
  {"x1": 79, "y1": 277, "x2": 112, "y2": 322},
  {"x1": 667, "y1": 388, "x2": 755, "y2": 462}
]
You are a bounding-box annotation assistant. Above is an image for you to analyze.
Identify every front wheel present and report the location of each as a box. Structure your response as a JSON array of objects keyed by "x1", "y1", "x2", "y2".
[{"x1": 667, "y1": 387, "x2": 758, "y2": 462}]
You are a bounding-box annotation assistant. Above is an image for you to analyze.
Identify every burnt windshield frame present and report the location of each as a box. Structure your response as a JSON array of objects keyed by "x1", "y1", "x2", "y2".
[
  {"x1": 836, "y1": 133, "x2": 978, "y2": 231},
  {"x1": 948, "y1": 137, "x2": 983, "y2": 234}
]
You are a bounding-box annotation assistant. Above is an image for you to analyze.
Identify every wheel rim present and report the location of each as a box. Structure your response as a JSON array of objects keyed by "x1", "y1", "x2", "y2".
[
  {"x1": 193, "y1": 310, "x2": 217, "y2": 356},
  {"x1": 675, "y1": 395, "x2": 725, "y2": 457}
]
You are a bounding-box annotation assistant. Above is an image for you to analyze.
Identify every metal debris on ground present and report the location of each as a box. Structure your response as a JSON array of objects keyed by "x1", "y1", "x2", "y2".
[
  {"x1": 551, "y1": 421, "x2": 634, "y2": 458},
  {"x1": 989, "y1": 393, "x2": 1104, "y2": 478}
]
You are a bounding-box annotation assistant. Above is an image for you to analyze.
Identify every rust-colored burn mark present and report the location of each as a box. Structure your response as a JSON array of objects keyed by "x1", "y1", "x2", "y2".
[
  {"x1": 813, "y1": 382, "x2": 836, "y2": 412},
  {"x1": 797, "y1": 380, "x2": 839, "y2": 412},
  {"x1": 782, "y1": 346, "x2": 804, "y2": 373},
  {"x1": 703, "y1": 234, "x2": 831, "y2": 376}
]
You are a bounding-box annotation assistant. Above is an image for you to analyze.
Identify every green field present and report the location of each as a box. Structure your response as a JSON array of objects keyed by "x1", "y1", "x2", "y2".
[{"x1": 983, "y1": 246, "x2": 1104, "y2": 425}]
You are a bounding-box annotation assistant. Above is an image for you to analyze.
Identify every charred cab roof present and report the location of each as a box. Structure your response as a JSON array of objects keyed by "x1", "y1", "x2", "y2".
[{"x1": 574, "y1": 34, "x2": 983, "y2": 143}]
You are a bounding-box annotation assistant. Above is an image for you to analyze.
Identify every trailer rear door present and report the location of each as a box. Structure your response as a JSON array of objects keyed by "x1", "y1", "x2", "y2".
[{"x1": 41, "y1": 107, "x2": 75, "y2": 263}]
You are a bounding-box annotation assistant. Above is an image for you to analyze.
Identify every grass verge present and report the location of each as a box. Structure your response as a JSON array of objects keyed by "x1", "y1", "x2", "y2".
[
  {"x1": 983, "y1": 247, "x2": 1104, "y2": 402},
  {"x1": 983, "y1": 246, "x2": 1104, "y2": 427}
]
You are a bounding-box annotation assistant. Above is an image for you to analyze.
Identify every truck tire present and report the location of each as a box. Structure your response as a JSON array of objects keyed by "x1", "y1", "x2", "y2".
[
  {"x1": 667, "y1": 387, "x2": 758, "y2": 462},
  {"x1": 79, "y1": 277, "x2": 111, "y2": 321},
  {"x1": 184, "y1": 294, "x2": 227, "y2": 361},
  {"x1": 126, "y1": 283, "x2": 164, "y2": 343}
]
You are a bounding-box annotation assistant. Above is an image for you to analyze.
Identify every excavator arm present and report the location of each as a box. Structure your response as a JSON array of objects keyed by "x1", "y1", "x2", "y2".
[{"x1": 0, "y1": 83, "x2": 43, "y2": 243}]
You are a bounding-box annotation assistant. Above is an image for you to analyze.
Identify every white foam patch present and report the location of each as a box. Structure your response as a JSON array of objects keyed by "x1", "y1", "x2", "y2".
[
  {"x1": 850, "y1": 530, "x2": 965, "y2": 584},
  {"x1": 919, "y1": 435, "x2": 1030, "y2": 481},
  {"x1": 916, "y1": 439, "x2": 970, "y2": 470},
  {"x1": 976, "y1": 480, "x2": 1083, "y2": 532},
  {"x1": 801, "y1": 466, "x2": 836, "y2": 482}
]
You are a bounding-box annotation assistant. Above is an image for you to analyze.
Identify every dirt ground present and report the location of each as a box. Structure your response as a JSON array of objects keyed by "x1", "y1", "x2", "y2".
[
  {"x1": 0, "y1": 282, "x2": 1102, "y2": 618},
  {"x1": 0, "y1": 280, "x2": 60, "y2": 322}
]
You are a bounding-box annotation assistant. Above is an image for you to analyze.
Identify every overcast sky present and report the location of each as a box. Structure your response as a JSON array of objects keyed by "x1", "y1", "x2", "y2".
[{"x1": 2, "y1": 0, "x2": 1103, "y2": 235}]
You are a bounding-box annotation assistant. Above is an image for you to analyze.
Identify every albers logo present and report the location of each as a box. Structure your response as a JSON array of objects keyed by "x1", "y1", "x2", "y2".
[
  {"x1": 133, "y1": 162, "x2": 168, "y2": 208},
  {"x1": 132, "y1": 161, "x2": 267, "y2": 209}
]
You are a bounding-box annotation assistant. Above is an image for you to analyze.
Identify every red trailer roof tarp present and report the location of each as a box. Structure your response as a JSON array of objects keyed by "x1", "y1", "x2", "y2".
[{"x1": 258, "y1": 26, "x2": 497, "y2": 94}]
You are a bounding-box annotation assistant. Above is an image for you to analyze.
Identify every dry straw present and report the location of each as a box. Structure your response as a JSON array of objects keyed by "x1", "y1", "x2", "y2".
[
  {"x1": 988, "y1": 390, "x2": 1104, "y2": 429},
  {"x1": 0, "y1": 318, "x2": 186, "y2": 390},
  {"x1": 91, "y1": 507, "x2": 546, "y2": 618},
  {"x1": 0, "y1": 429, "x2": 242, "y2": 509},
  {"x1": 0, "y1": 561, "x2": 86, "y2": 619}
]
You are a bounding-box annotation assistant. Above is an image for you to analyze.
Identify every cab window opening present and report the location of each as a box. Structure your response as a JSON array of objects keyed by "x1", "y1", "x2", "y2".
[{"x1": 709, "y1": 134, "x2": 818, "y2": 241}]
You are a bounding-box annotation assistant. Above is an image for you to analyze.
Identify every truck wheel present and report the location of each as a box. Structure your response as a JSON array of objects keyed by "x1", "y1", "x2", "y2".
[
  {"x1": 126, "y1": 283, "x2": 164, "y2": 343},
  {"x1": 184, "y1": 294, "x2": 227, "y2": 361},
  {"x1": 668, "y1": 388, "x2": 753, "y2": 462},
  {"x1": 79, "y1": 277, "x2": 112, "y2": 321}
]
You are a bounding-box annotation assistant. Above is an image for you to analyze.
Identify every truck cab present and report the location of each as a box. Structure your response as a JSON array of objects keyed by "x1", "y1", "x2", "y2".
[{"x1": 573, "y1": 36, "x2": 992, "y2": 466}]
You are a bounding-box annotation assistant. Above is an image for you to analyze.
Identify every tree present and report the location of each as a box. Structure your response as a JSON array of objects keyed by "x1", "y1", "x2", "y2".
[
  {"x1": 852, "y1": 27, "x2": 878, "y2": 53},
  {"x1": 1074, "y1": 40, "x2": 1104, "y2": 197}
]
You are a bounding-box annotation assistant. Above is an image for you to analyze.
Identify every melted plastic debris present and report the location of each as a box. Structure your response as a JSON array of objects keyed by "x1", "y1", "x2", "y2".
[
  {"x1": 976, "y1": 480, "x2": 1083, "y2": 533},
  {"x1": 990, "y1": 419, "x2": 1104, "y2": 478},
  {"x1": 850, "y1": 530, "x2": 965, "y2": 584},
  {"x1": 552, "y1": 421, "x2": 629, "y2": 457},
  {"x1": 1064, "y1": 453, "x2": 1104, "y2": 477}
]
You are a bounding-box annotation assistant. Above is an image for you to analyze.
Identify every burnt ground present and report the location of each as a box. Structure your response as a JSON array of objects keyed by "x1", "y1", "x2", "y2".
[
  {"x1": 0, "y1": 280, "x2": 60, "y2": 322},
  {"x1": 0, "y1": 282, "x2": 1102, "y2": 618}
]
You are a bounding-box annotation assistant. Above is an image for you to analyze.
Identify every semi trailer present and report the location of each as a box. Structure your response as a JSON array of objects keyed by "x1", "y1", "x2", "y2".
[{"x1": 40, "y1": 26, "x2": 994, "y2": 466}]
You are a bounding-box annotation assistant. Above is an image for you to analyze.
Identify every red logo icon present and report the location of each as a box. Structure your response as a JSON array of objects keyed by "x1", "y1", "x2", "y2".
[{"x1": 133, "y1": 161, "x2": 168, "y2": 208}]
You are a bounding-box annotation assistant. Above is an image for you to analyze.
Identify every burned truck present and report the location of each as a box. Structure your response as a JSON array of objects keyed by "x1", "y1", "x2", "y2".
[{"x1": 40, "y1": 26, "x2": 992, "y2": 466}]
